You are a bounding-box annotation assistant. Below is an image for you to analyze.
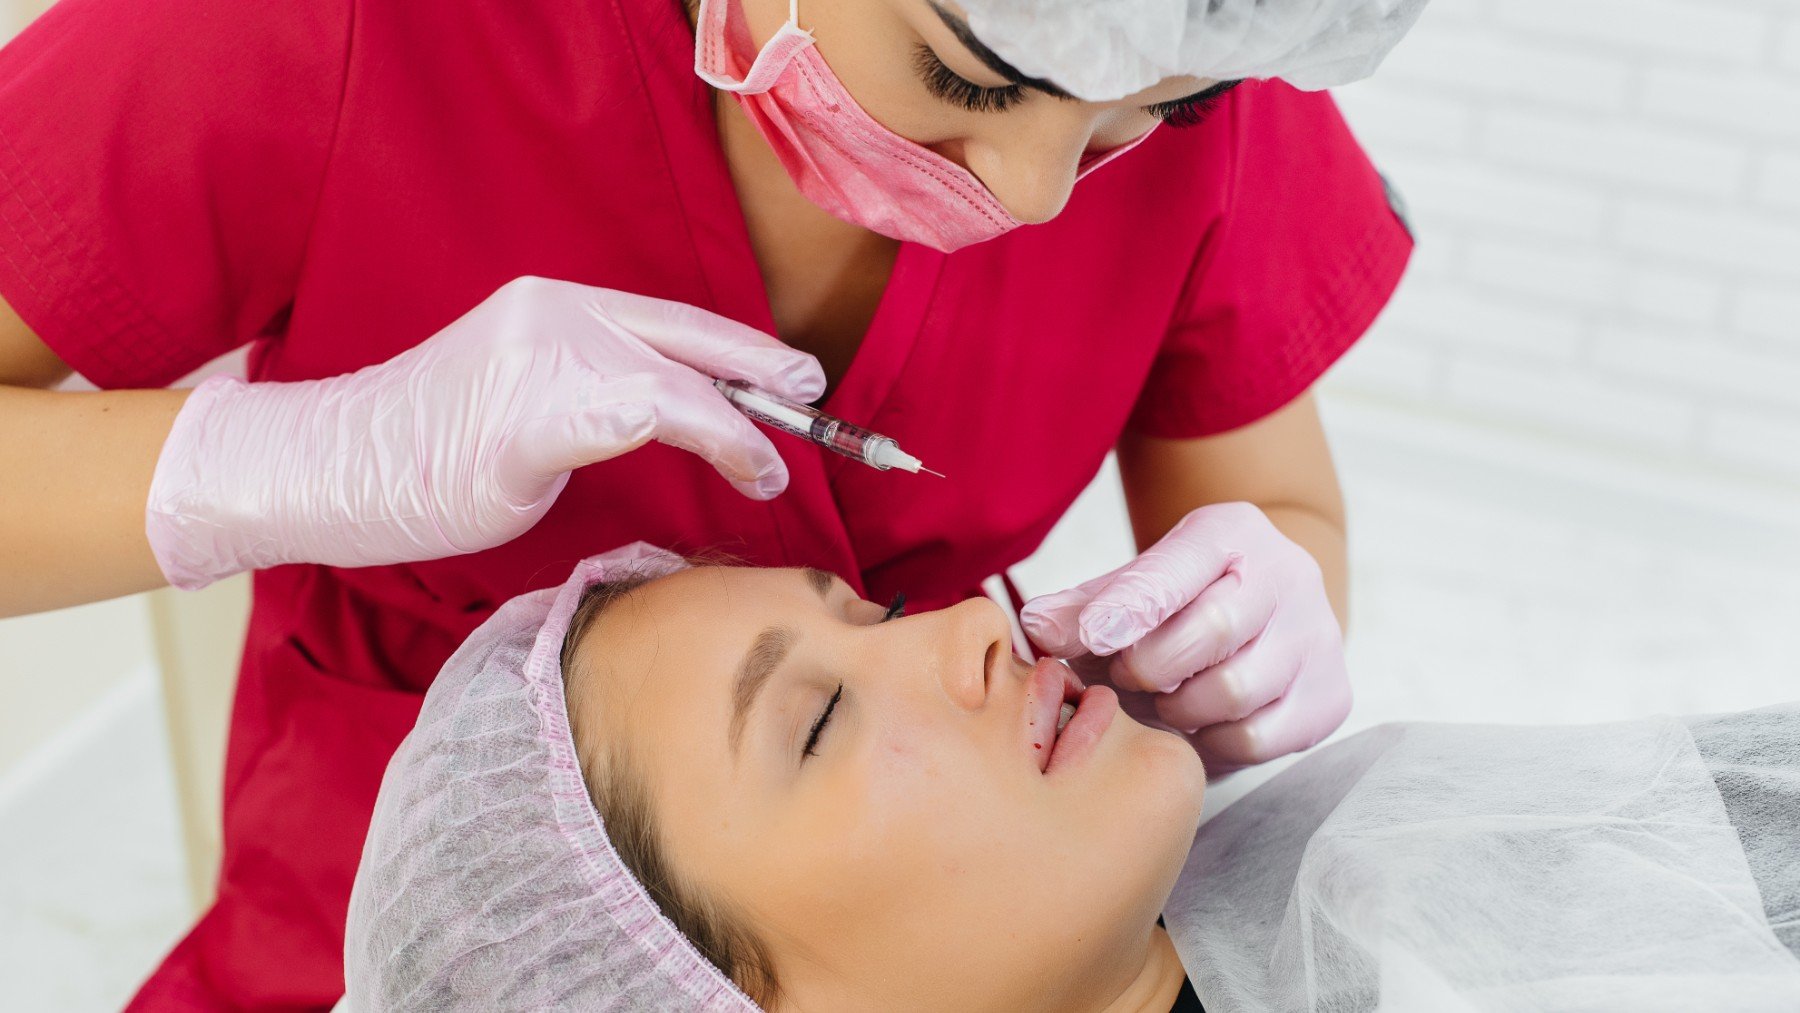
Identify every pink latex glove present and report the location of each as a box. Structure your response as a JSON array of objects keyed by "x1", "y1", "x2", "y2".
[
  {"x1": 146, "y1": 276, "x2": 824, "y2": 590},
  {"x1": 1020, "y1": 502, "x2": 1350, "y2": 774}
]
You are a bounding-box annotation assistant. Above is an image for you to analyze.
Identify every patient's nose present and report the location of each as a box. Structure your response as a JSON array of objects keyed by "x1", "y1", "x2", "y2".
[{"x1": 929, "y1": 598, "x2": 1011, "y2": 711}]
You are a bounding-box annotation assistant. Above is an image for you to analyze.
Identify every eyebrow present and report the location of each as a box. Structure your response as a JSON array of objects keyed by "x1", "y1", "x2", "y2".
[
  {"x1": 728, "y1": 568, "x2": 836, "y2": 757},
  {"x1": 927, "y1": 1, "x2": 1073, "y2": 100}
]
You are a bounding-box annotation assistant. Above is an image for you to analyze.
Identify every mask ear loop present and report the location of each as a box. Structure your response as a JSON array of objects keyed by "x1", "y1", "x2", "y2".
[{"x1": 699, "y1": 0, "x2": 814, "y2": 94}]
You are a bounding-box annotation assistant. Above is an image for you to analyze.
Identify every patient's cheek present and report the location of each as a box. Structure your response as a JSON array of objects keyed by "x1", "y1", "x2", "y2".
[
  {"x1": 860, "y1": 735, "x2": 935, "y2": 816},
  {"x1": 879, "y1": 729, "x2": 926, "y2": 769},
  {"x1": 849, "y1": 727, "x2": 964, "y2": 830}
]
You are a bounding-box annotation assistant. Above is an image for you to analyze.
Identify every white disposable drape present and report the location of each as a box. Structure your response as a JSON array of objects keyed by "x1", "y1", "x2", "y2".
[{"x1": 1165, "y1": 706, "x2": 1800, "y2": 1012}]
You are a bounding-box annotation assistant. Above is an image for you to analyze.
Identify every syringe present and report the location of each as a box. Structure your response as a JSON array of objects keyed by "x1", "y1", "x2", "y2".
[{"x1": 714, "y1": 379, "x2": 944, "y2": 477}]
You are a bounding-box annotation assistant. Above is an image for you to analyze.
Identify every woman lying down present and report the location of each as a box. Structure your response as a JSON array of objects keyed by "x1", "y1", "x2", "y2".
[{"x1": 344, "y1": 544, "x2": 1800, "y2": 1012}]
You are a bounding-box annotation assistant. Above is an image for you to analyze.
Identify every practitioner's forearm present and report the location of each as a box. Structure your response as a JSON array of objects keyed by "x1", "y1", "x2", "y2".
[{"x1": 0, "y1": 384, "x2": 187, "y2": 616}]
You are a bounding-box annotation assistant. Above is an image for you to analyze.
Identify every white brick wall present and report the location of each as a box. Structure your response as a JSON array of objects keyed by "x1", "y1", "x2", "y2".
[{"x1": 1330, "y1": 0, "x2": 1800, "y2": 485}]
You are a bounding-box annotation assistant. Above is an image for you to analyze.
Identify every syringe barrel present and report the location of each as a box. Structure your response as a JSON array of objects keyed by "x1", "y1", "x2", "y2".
[
  {"x1": 810, "y1": 419, "x2": 897, "y2": 467},
  {"x1": 715, "y1": 380, "x2": 898, "y2": 469}
]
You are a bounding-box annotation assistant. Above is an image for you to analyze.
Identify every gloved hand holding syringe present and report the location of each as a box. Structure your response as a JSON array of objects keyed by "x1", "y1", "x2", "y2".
[
  {"x1": 714, "y1": 379, "x2": 944, "y2": 477},
  {"x1": 141, "y1": 277, "x2": 942, "y2": 596}
]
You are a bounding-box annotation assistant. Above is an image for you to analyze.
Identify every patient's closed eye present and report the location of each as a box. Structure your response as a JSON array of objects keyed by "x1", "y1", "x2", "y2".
[
  {"x1": 802, "y1": 685, "x2": 842, "y2": 758},
  {"x1": 801, "y1": 593, "x2": 908, "y2": 761}
]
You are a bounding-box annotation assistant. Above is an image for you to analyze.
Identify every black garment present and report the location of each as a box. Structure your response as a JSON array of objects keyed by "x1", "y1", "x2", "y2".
[{"x1": 1169, "y1": 976, "x2": 1206, "y2": 1012}]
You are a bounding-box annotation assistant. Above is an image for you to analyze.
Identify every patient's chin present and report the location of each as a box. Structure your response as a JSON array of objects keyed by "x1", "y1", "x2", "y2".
[
  {"x1": 1124, "y1": 720, "x2": 1209, "y2": 818},
  {"x1": 1106, "y1": 692, "x2": 1208, "y2": 808}
]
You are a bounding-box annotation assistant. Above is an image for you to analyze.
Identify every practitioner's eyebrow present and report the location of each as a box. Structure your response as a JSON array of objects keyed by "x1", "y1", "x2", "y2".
[
  {"x1": 927, "y1": 0, "x2": 1072, "y2": 99},
  {"x1": 728, "y1": 569, "x2": 836, "y2": 757}
]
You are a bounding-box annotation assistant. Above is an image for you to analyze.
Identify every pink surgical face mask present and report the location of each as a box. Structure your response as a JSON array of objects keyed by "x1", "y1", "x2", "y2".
[{"x1": 694, "y1": 0, "x2": 1152, "y2": 253}]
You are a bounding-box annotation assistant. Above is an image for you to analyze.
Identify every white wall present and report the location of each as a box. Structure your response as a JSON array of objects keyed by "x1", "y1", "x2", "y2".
[
  {"x1": 1330, "y1": 0, "x2": 1800, "y2": 489},
  {"x1": 2, "y1": 0, "x2": 46, "y2": 38},
  {"x1": 0, "y1": 599, "x2": 156, "y2": 773}
]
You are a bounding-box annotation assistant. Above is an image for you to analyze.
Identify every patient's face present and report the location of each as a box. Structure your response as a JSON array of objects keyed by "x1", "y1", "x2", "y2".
[{"x1": 571, "y1": 567, "x2": 1206, "y2": 1011}]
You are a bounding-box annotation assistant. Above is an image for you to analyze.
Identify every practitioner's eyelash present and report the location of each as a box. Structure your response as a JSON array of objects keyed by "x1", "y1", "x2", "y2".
[
  {"x1": 915, "y1": 44, "x2": 1238, "y2": 130},
  {"x1": 914, "y1": 45, "x2": 1026, "y2": 113},
  {"x1": 801, "y1": 595, "x2": 903, "y2": 761},
  {"x1": 1145, "y1": 80, "x2": 1244, "y2": 128}
]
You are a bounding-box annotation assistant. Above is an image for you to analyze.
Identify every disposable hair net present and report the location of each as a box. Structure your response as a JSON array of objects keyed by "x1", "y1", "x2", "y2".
[
  {"x1": 1164, "y1": 705, "x2": 1800, "y2": 1012},
  {"x1": 957, "y1": 0, "x2": 1429, "y2": 100},
  {"x1": 343, "y1": 543, "x2": 763, "y2": 1011}
]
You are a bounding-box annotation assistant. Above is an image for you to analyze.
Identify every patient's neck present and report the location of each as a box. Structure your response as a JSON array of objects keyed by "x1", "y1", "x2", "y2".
[{"x1": 1099, "y1": 925, "x2": 1187, "y2": 1013}]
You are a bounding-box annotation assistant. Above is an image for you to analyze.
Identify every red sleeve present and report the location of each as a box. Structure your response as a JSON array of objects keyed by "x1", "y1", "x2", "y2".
[
  {"x1": 1127, "y1": 81, "x2": 1413, "y2": 439},
  {"x1": 0, "y1": 0, "x2": 352, "y2": 389}
]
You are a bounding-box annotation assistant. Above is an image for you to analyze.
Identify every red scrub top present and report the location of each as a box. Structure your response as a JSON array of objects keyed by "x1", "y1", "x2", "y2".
[{"x1": 0, "y1": 0, "x2": 1409, "y2": 1006}]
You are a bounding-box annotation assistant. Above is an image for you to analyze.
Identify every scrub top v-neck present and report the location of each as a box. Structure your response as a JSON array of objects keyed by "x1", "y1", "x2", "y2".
[
  {"x1": 649, "y1": 43, "x2": 949, "y2": 578},
  {"x1": 0, "y1": 0, "x2": 1413, "y2": 1005}
]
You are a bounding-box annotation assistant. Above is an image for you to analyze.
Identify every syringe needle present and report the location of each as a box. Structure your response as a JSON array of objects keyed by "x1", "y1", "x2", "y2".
[{"x1": 920, "y1": 466, "x2": 946, "y2": 478}]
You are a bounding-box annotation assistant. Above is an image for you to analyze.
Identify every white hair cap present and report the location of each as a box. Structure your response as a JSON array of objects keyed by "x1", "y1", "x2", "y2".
[
  {"x1": 343, "y1": 543, "x2": 766, "y2": 1011},
  {"x1": 956, "y1": 0, "x2": 1430, "y2": 99}
]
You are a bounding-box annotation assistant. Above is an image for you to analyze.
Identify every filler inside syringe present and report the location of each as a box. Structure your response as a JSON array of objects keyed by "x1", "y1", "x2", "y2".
[{"x1": 713, "y1": 379, "x2": 944, "y2": 477}]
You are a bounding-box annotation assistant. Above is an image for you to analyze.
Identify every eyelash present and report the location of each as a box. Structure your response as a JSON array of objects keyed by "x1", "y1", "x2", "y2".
[
  {"x1": 802, "y1": 593, "x2": 906, "y2": 759},
  {"x1": 1145, "y1": 82, "x2": 1243, "y2": 128},
  {"x1": 914, "y1": 44, "x2": 1025, "y2": 113},
  {"x1": 915, "y1": 43, "x2": 1238, "y2": 130},
  {"x1": 802, "y1": 685, "x2": 842, "y2": 758}
]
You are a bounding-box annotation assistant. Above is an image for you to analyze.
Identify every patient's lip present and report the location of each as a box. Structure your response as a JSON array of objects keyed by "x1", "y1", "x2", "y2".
[
  {"x1": 1024, "y1": 658, "x2": 1083, "y2": 774},
  {"x1": 1046, "y1": 686, "x2": 1117, "y2": 776}
]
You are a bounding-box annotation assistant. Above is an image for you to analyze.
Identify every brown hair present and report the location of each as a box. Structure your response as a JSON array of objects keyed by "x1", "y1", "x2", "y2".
[{"x1": 560, "y1": 574, "x2": 782, "y2": 1007}]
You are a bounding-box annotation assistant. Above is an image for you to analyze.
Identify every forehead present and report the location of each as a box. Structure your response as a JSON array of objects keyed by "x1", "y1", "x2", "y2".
[
  {"x1": 580, "y1": 567, "x2": 823, "y2": 726},
  {"x1": 615, "y1": 564, "x2": 831, "y2": 621},
  {"x1": 590, "y1": 565, "x2": 810, "y2": 658}
]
